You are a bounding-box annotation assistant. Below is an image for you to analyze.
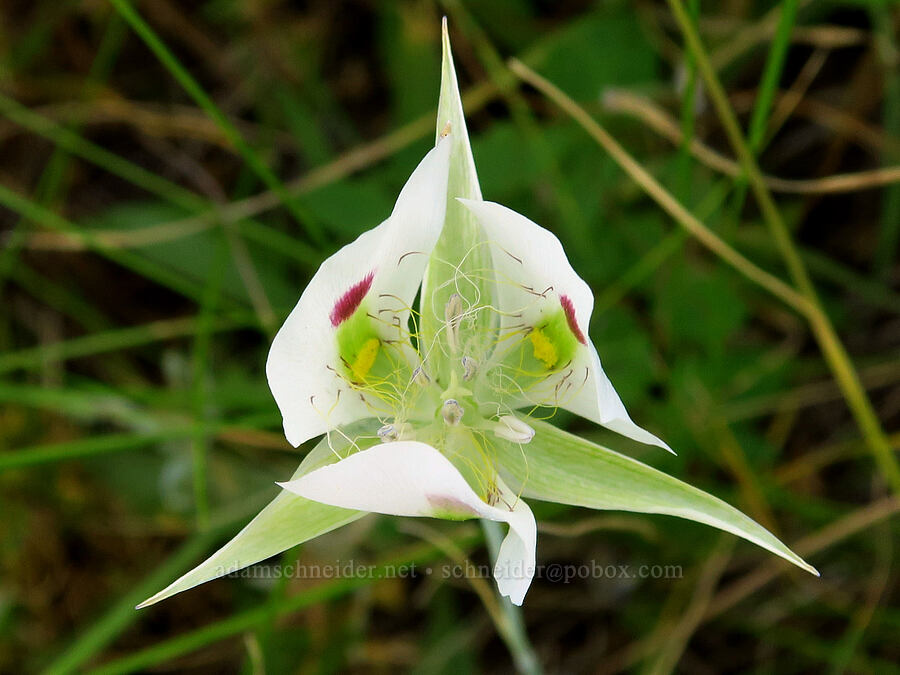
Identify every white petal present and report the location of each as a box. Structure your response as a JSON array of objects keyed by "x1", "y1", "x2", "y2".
[
  {"x1": 279, "y1": 441, "x2": 537, "y2": 605},
  {"x1": 459, "y1": 198, "x2": 672, "y2": 453},
  {"x1": 267, "y1": 139, "x2": 450, "y2": 447}
]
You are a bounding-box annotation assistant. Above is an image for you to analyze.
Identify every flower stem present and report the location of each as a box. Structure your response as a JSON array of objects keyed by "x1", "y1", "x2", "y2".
[{"x1": 481, "y1": 520, "x2": 543, "y2": 675}]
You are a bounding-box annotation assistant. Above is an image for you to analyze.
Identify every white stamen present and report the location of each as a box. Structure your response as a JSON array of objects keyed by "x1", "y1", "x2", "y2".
[{"x1": 493, "y1": 415, "x2": 535, "y2": 444}]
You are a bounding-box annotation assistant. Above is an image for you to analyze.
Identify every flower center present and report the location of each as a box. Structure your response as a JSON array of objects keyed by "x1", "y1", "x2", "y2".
[{"x1": 328, "y1": 276, "x2": 584, "y2": 504}]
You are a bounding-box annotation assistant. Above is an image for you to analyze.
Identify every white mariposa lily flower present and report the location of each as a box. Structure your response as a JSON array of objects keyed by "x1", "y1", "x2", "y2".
[
  {"x1": 260, "y1": 24, "x2": 666, "y2": 606},
  {"x1": 138, "y1": 19, "x2": 816, "y2": 612}
]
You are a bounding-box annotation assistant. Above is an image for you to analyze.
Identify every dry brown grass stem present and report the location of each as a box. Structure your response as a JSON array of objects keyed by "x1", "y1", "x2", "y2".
[{"x1": 602, "y1": 88, "x2": 900, "y2": 194}]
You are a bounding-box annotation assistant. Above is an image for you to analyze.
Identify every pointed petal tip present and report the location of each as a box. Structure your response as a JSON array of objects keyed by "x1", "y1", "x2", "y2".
[
  {"x1": 275, "y1": 479, "x2": 297, "y2": 493},
  {"x1": 658, "y1": 439, "x2": 677, "y2": 456},
  {"x1": 135, "y1": 596, "x2": 156, "y2": 610},
  {"x1": 441, "y1": 16, "x2": 450, "y2": 49},
  {"x1": 799, "y1": 559, "x2": 820, "y2": 577}
]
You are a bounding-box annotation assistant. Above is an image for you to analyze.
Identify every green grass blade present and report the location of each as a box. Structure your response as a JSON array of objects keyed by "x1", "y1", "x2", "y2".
[
  {"x1": 0, "y1": 93, "x2": 205, "y2": 212},
  {"x1": 191, "y1": 238, "x2": 228, "y2": 530},
  {"x1": 746, "y1": 0, "x2": 799, "y2": 154},
  {"x1": 0, "y1": 429, "x2": 199, "y2": 473},
  {"x1": 0, "y1": 184, "x2": 216, "y2": 306},
  {"x1": 0, "y1": 315, "x2": 253, "y2": 375},
  {"x1": 727, "y1": 0, "x2": 799, "y2": 229},
  {"x1": 675, "y1": 0, "x2": 700, "y2": 202}
]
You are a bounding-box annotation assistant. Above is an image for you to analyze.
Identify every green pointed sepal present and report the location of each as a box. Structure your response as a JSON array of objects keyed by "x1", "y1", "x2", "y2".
[
  {"x1": 136, "y1": 431, "x2": 372, "y2": 608},
  {"x1": 494, "y1": 420, "x2": 818, "y2": 576},
  {"x1": 419, "y1": 18, "x2": 497, "y2": 386}
]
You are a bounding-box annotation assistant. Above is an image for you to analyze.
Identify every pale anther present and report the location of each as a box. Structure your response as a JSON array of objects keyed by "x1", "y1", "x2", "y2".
[
  {"x1": 461, "y1": 355, "x2": 477, "y2": 381},
  {"x1": 493, "y1": 415, "x2": 535, "y2": 444},
  {"x1": 441, "y1": 398, "x2": 464, "y2": 426},
  {"x1": 378, "y1": 424, "x2": 399, "y2": 442},
  {"x1": 445, "y1": 293, "x2": 464, "y2": 352},
  {"x1": 378, "y1": 422, "x2": 413, "y2": 442},
  {"x1": 412, "y1": 366, "x2": 430, "y2": 386}
]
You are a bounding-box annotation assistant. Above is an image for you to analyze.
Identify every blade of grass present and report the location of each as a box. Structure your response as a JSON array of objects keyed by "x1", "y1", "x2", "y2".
[
  {"x1": 0, "y1": 93, "x2": 325, "y2": 272},
  {"x1": 0, "y1": 183, "x2": 226, "y2": 307},
  {"x1": 0, "y1": 13, "x2": 127, "y2": 353},
  {"x1": 666, "y1": 0, "x2": 900, "y2": 496},
  {"x1": 675, "y1": 0, "x2": 700, "y2": 202},
  {"x1": 108, "y1": 0, "x2": 324, "y2": 245},
  {"x1": 0, "y1": 314, "x2": 253, "y2": 375},
  {"x1": 727, "y1": 0, "x2": 799, "y2": 230},
  {"x1": 190, "y1": 237, "x2": 228, "y2": 531},
  {"x1": 0, "y1": 93, "x2": 205, "y2": 212},
  {"x1": 708, "y1": 0, "x2": 812, "y2": 73},
  {"x1": 1, "y1": 428, "x2": 195, "y2": 472}
]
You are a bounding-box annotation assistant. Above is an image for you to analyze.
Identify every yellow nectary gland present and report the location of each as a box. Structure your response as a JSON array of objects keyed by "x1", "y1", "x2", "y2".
[
  {"x1": 351, "y1": 337, "x2": 380, "y2": 381},
  {"x1": 528, "y1": 328, "x2": 558, "y2": 369},
  {"x1": 522, "y1": 309, "x2": 579, "y2": 373}
]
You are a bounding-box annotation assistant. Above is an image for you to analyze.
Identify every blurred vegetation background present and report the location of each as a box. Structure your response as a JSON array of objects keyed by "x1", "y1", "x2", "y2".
[{"x1": 1, "y1": 0, "x2": 899, "y2": 672}]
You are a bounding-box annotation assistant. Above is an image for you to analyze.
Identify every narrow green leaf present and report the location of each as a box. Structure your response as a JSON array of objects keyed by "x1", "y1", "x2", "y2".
[
  {"x1": 495, "y1": 420, "x2": 818, "y2": 576},
  {"x1": 420, "y1": 19, "x2": 495, "y2": 384},
  {"x1": 137, "y1": 433, "x2": 368, "y2": 608}
]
